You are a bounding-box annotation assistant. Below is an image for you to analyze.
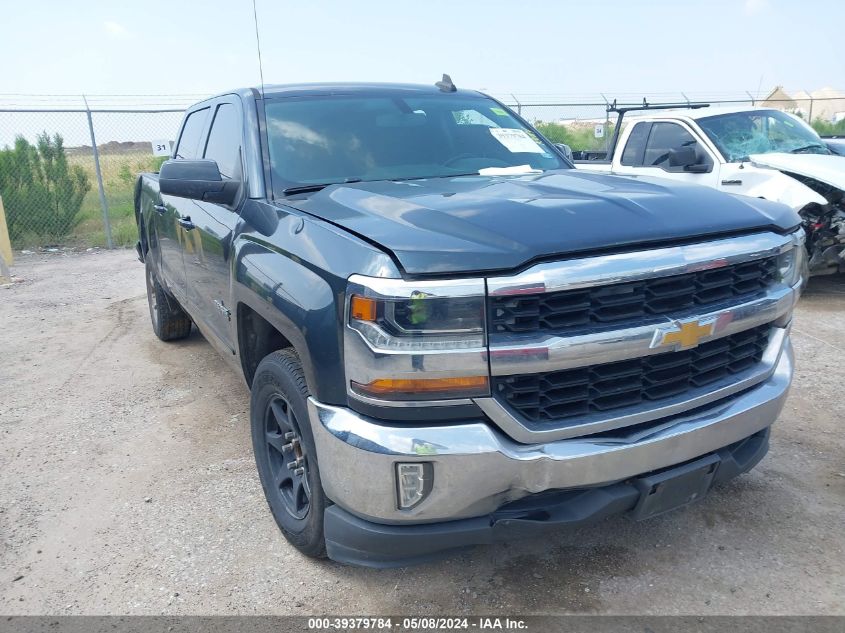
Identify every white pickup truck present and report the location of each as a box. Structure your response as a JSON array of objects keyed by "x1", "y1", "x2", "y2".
[{"x1": 575, "y1": 105, "x2": 845, "y2": 275}]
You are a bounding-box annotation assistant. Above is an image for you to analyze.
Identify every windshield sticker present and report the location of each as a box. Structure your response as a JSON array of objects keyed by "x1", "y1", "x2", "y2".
[
  {"x1": 489, "y1": 128, "x2": 544, "y2": 153},
  {"x1": 490, "y1": 107, "x2": 508, "y2": 116}
]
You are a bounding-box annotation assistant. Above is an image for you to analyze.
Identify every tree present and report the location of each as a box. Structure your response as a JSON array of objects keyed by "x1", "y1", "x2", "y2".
[{"x1": 0, "y1": 132, "x2": 91, "y2": 244}]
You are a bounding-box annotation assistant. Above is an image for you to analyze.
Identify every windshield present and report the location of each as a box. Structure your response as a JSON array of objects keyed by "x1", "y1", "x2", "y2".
[
  {"x1": 697, "y1": 109, "x2": 830, "y2": 162},
  {"x1": 263, "y1": 93, "x2": 566, "y2": 193}
]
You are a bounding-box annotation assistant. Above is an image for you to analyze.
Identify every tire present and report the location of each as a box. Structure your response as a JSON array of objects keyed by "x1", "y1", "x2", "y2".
[
  {"x1": 250, "y1": 349, "x2": 329, "y2": 558},
  {"x1": 144, "y1": 257, "x2": 192, "y2": 341}
]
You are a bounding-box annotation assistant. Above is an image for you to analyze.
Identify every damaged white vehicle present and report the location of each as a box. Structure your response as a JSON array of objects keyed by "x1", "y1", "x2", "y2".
[{"x1": 575, "y1": 106, "x2": 845, "y2": 275}]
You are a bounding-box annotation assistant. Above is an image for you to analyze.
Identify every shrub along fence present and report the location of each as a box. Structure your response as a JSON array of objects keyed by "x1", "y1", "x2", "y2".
[{"x1": 0, "y1": 107, "x2": 183, "y2": 249}]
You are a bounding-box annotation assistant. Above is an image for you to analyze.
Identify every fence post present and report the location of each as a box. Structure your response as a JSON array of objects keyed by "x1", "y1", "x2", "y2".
[
  {"x1": 0, "y1": 195, "x2": 12, "y2": 283},
  {"x1": 601, "y1": 94, "x2": 611, "y2": 154},
  {"x1": 83, "y1": 95, "x2": 113, "y2": 249},
  {"x1": 807, "y1": 96, "x2": 814, "y2": 124}
]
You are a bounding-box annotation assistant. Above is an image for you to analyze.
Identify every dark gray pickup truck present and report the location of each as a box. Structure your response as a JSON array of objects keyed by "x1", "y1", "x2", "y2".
[{"x1": 135, "y1": 80, "x2": 805, "y2": 567}]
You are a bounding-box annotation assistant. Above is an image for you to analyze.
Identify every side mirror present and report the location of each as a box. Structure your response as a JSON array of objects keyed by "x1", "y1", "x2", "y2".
[
  {"x1": 159, "y1": 159, "x2": 240, "y2": 205},
  {"x1": 668, "y1": 146, "x2": 697, "y2": 167},
  {"x1": 668, "y1": 146, "x2": 711, "y2": 173},
  {"x1": 667, "y1": 145, "x2": 711, "y2": 173},
  {"x1": 684, "y1": 163, "x2": 712, "y2": 173},
  {"x1": 554, "y1": 143, "x2": 573, "y2": 161}
]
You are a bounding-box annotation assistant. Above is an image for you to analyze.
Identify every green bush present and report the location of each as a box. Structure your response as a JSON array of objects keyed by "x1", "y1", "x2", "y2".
[
  {"x1": 534, "y1": 121, "x2": 615, "y2": 153},
  {"x1": 0, "y1": 133, "x2": 91, "y2": 245},
  {"x1": 812, "y1": 119, "x2": 845, "y2": 137}
]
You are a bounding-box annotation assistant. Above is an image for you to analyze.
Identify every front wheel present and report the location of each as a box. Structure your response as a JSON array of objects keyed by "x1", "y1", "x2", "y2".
[{"x1": 250, "y1": 349, "x2": 329, "y2": 558}]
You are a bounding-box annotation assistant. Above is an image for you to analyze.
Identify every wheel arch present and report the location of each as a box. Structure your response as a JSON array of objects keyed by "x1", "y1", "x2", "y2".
[
  {"x1": 233, "y1": 244, "x2": 346, "y2": 404},
  {"x1": 237, "y1": 302, "x2": 295, "y2": 387}
]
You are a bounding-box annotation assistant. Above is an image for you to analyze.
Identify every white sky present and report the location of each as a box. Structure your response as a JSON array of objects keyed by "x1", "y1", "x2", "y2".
[
  {"x1": 1, "y1": 0, "x2": 842, "y2": 147},
  {"x1": 3, "y1": 0, "x2": 843, "y2": 100}
]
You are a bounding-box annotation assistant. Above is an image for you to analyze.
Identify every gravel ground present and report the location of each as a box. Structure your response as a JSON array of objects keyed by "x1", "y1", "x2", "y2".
[{"x1": 0, "y1": 248, "x2": 843, "y2": 615}]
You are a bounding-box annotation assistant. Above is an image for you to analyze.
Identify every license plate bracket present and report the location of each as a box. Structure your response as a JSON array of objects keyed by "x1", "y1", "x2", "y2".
[{"x1": 631, "y1": 453, "x2": 720, "y2": 521}]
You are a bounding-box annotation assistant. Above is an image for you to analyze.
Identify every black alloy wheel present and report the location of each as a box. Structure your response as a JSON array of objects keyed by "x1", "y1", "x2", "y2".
[
  {"x1": 264, "y1": 394, "x2": 311, "y2": 520},
  {"x1": 250, "y1": 349, "x2": 328, "y2": 558}
]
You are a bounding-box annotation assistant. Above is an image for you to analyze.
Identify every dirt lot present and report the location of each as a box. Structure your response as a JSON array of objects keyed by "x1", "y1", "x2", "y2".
[{"x1": 1, "y1": 249, "x2": 843, "y2": 615}]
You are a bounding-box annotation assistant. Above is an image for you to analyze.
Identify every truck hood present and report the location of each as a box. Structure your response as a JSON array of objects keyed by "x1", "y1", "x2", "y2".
[
  {"x1": 288, "y1": 170, "x2": 799, "y2": 275},
  {"x1": 749, "y1": 153, "x2": 845, "y2": 190}
]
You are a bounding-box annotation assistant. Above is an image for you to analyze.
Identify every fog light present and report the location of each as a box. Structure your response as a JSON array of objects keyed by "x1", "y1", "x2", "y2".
[{"x1": 396, "y1": 462, "x2": 433, "y2": 509}]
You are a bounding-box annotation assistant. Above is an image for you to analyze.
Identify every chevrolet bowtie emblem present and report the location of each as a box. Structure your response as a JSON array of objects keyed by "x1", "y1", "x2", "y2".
[{"x1": 651, "y1": 317, "x2": 717, "y2": 351}]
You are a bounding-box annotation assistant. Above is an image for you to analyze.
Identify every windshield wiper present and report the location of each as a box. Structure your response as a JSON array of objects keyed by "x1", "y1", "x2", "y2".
[
  {"x1": 285, "y1": 173, "x2": 483, "y2": 193},
  {"x1": 282, "y1": 178, "x2": 362, "y2": 196},
  {"x1": 390, "y1": 172, "x2": 480, "y2": 182},
  {"x1": 790, "y1": 144, "x2": 828, "y2": 154},
  {"x1": 282, "y1": 184, "x2": 332, "y2": 195}
]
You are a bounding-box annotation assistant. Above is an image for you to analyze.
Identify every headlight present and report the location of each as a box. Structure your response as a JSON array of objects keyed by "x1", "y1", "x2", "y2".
[
  {"x1": 349, "y1": 293, "x2": 484, "y2": 349},
  {"x1": 777, "y1": 229, "x2": 807, "y2": 288},
  {"x1": 345, "y1": 275, "x2": 489, "y2": 403}
]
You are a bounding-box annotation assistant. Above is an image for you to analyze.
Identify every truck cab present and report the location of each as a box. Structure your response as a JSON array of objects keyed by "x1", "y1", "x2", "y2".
[{"x1": 577, "y1": 106, "x2": 845, "y2": 275}]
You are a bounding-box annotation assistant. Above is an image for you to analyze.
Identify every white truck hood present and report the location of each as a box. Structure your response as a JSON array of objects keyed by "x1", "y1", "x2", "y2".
[{"x1": 749, "y1": 153, "x2": 845, "y2": 190}]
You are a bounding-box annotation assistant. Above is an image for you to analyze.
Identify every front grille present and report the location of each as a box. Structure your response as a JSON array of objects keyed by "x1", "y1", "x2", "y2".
[
  {"x1": 490, "y1": 256, "x2": 778, "y2": 334},
  {"x1": 493, "y1": 324, "x2": 771, "y2": 423}
]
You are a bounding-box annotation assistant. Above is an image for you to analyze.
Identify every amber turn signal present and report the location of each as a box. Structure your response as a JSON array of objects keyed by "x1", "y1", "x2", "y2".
[
  {"x1": 350, "y1": 295, "x2": 377, "y2": 322},
  {"x1": 351, "y1": 376, "x2": 489, "y2": 400}
]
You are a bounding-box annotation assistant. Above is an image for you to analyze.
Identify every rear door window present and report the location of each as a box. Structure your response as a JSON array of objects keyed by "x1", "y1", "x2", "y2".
[
  {"x1": 620, "y1": 122, "x2": 651, "y2": 166},
  {"x1": 175, "y1": 107, "x2": 210, "y2": 160}
]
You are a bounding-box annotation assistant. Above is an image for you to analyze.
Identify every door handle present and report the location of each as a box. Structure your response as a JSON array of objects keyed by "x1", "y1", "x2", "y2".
[
  {"x1": 153, "y1": 203, "x2": 167, "y2": 215},
  {"x1": 177, "y1": 216, "x2": 195, "y2": 230}
]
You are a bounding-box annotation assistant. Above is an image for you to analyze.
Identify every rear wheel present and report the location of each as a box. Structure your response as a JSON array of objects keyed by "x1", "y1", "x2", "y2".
[
  {"x1": 250, "y1": 349, "x2": 328, "y2": 558},
  {"x1": 145, "y1": 257, "x2": 192, "y2": 341}
]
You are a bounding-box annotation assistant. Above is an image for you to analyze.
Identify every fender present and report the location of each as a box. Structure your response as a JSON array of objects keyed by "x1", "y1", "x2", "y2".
[
  {"x1": 231, "y1": 201, "x2": 400, "y2": 405},
  {"x1": 728, "y1": 163, "x2": 827, "y2": 210},
  {"x1": 233, "y1": 237, "x2": 339, "y2": 402}
]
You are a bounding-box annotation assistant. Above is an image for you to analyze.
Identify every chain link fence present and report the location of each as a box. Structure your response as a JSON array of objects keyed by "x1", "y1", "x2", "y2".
[
  {"x1": 0, "y1": 107, "x2": 183, "y2": 249},
  {"x1": 1, "y1": 92, "x2": 843, "y2": 250}
]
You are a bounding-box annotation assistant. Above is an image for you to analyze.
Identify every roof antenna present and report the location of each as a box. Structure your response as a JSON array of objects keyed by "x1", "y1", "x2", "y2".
[
  {"x1": 435, "y1": 74, "x2": 457, "y2": 92},
  {"x1": 252, "y1": 0, "x2": 266, "y2": 97}
]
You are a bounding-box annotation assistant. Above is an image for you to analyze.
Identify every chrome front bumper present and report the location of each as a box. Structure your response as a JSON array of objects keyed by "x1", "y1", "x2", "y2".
[{"x1": 308, "y1": 337, "x2": 793, "y2": 524}]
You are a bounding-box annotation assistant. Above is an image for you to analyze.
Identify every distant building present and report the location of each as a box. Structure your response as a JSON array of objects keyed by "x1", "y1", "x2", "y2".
[
  {"x1": 760, "y1": 86, "x2": 797, "y2": 111},
  {"x1": 761, "y1": 86, "x2": 845, "y2": 122},
  {"x1": 796, "y1": 87, "x2": 845, "y2": 123}
]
